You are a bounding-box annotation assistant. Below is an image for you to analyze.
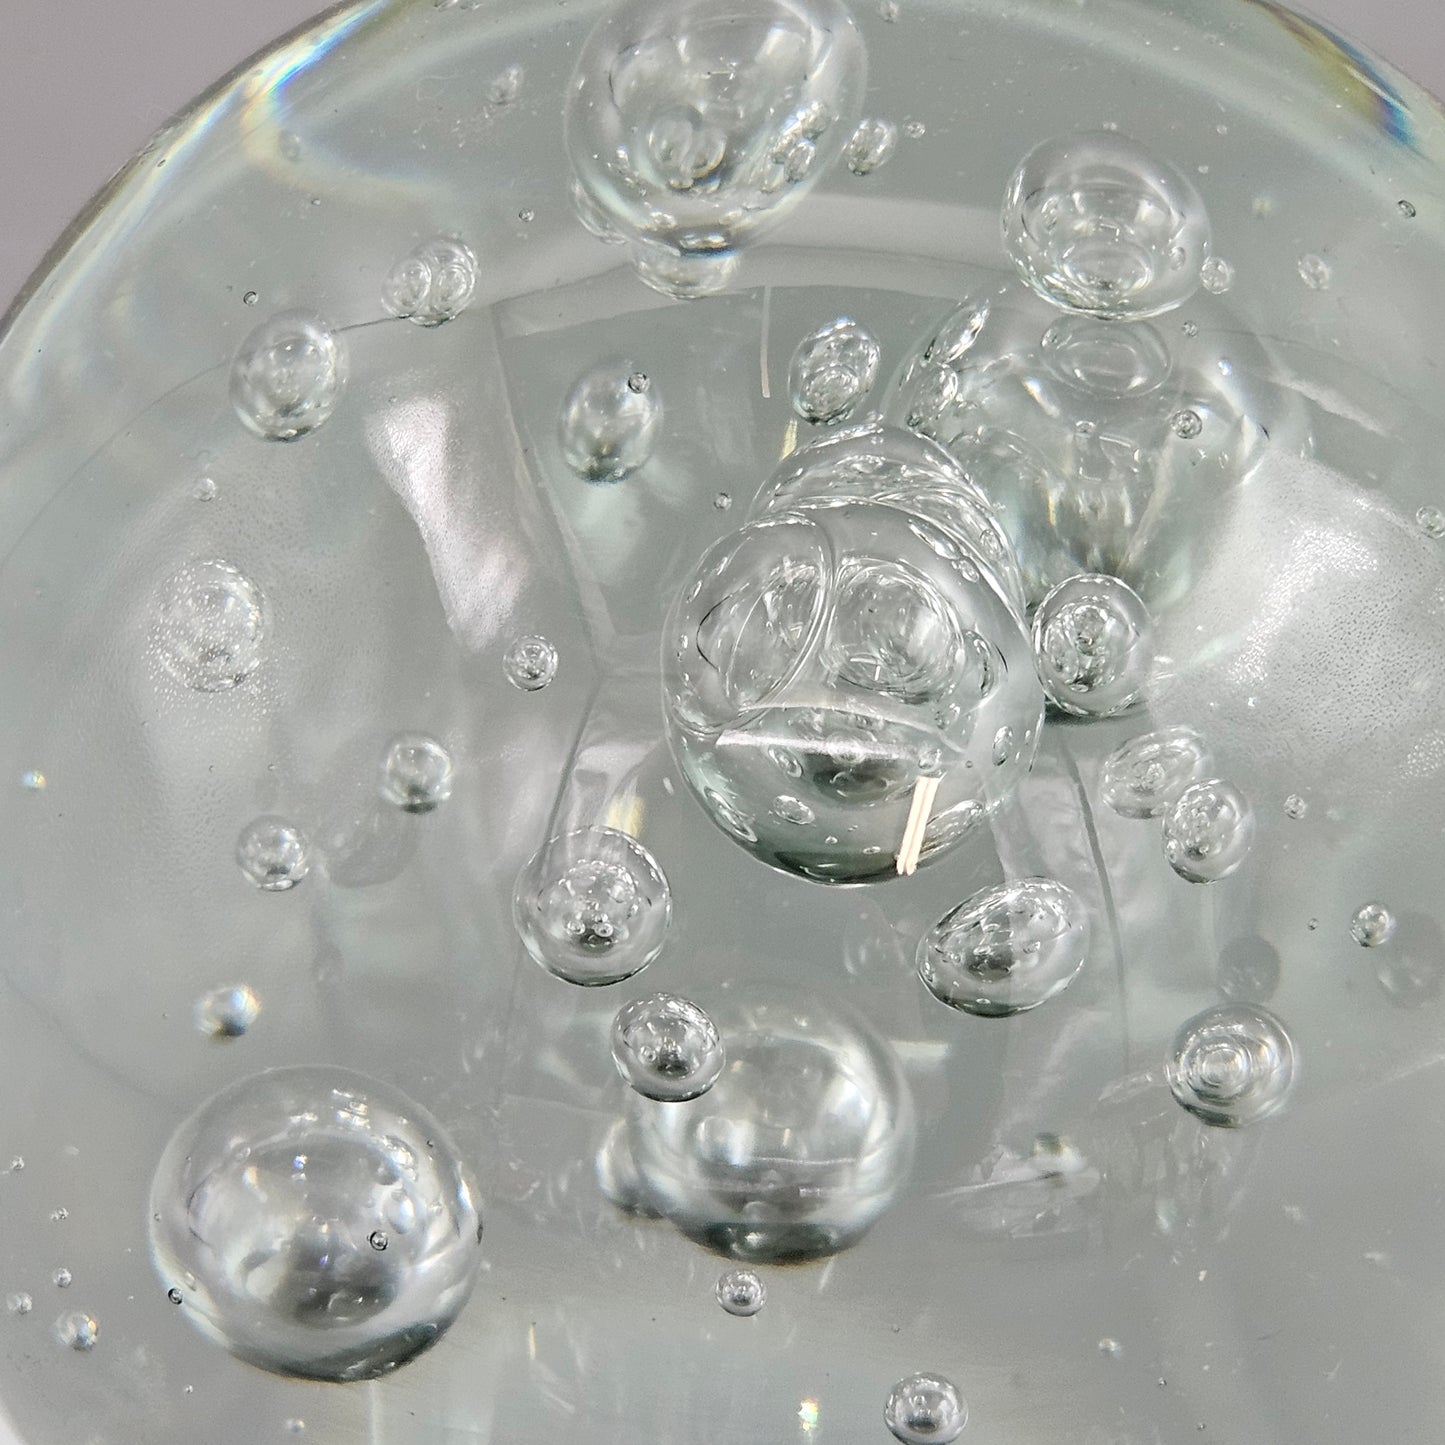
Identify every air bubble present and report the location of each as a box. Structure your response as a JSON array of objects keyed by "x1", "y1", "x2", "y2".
[
  {"x1": 192, "y1": 476, "x2": 218, "y2": 502},
  {"x1": 230, "y1": 311, "x2": 345, "y2": 441},
  {"x1": 788, "y1": 318, "x2": 882, "y2": 425},
  {"x1": 1031, "y1": 573, "x2": 1153, "y2": 717},
  {"x1": 1162, "y1": 779, "x2": 1254, "y2": 883},
  {"x1": 1170, "y1": 408, "x2": 1203, "y2": 440},
  {"x1": 713, "y1": 492, "x2": 732, "y2": 511},
  {"x1": 884, "y1": 1373, "x2": 968, "y2": 1445},
  {"x1": 1350, "y1": 902, "x2": 1395, "y2": 948},
  {"x1": 382, "y1": 237, "x2": 478, "y2": 328},
  {"x1": 1098, "y1": 1337, "x2": 1123, "y2": 1359},
  {"x1": 167, "y1": 1288, "x2": 183, "y2": 1305},
  {"x1": 514, "y1": 827, "x2": 672, "y2": 986},
  {"x1": 195, "y1": 985, "x2": 260, "y2": 1039},
  {"x1": 1002, "y1": 131, "x2": 1210, "y2": 318},
  {"x1": 369, "y1": 1230, "x2": 388, "y2": 1252},
  {"x1": 715, "y1": 1268, "x2": 766, "y2": 1317},
  {"x1": 924, "y1": 299, "x2": 990, "y2": 367},
  {"x1": 1167, "y1": 1004, "x2": 1295, "y2": 1127},
  {"x1": 504, "y1": 634, "x2": 559, "y2": 692},
  {"x1": 242, "y1": 290, "x2": 258, "y2": 306},
  {"x1": 55, "y1": 1311, "x2": 98, "y2": 1352},
  {"x1": 19, "y1": 770, "x2": 45, "y2": 792},
  {"x1": 1217, "y1": 935, "x2": 1281, "y2": 1003},
  {"x1": 918, "y1": 878, "x2": 1090, "y2": 1017},
  {"x1": 52, "y1": 1268, "x2": 72, "y2": 1289},
  {"x1": 1297, "y1": 253, "x2": 1331, "y2": 290},
  {"x1": 1283, "y1": 792, "x2": 1308, "y2": 820},
  {"x1": 378, "y1": 734, "x2": 454, "y2": 814},
  {"x1": 564, "y1": 0, "x2": 866, "y2": 297},
  {"x1": 1101, "y1": 727, "x2": 1212, "y2": 818},
  {"x1": 148, "y1": 1066, "x2": 482, "y2": 1381},
  {"x1": 1199, "y1": 256, "x2": 1234, "y2": 294},
  {"x1": 1415, "y1": 505, "x2": 1445, "y2": 539},
  {"x1": 1399, "y1": 199, "x2": 1417, "y2": 218},
  {"x1": 902, "y1": 119, "x2": 926, "y2": 139},
  {"x1": 152, "y1": 559, "x2": 269, "y2": 693},
  {"x1": 611, "y1": 994, "x2": 724, "y2": 1102},
  {"x1": 845, "y1": 117, "x2": 898, "y2": 175},
  {"x1": 6, "y1": 1294, "x2": 31, "y2": 1316},
  {"x1": 559, "y1": 362, "x2": 662, "y2": 481},
  {"x1": 235, "y1": 817, "x2": 311, "y2": 892},
  {"x1": 488, "y1": 63, "x2": 524, "y2": 106}
]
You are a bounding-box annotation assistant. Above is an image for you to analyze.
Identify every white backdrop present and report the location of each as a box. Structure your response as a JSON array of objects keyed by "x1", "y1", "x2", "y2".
[{"x1": 0, "y1": 0, "x2": 1442, "y2": 314}]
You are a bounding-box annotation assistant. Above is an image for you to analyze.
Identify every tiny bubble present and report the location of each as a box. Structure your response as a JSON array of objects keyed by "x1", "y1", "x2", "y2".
[
  {"x1": 519, "y1": 208, "x2": 535, "y2": 223},
  {"x1": 192, "y1": 476, "x2": 218, "y2": 502},
  {"x1": 1297, "y1": 252, "x2": 1331, "y2": 290},
  {"x1": 6, "y1": 1293, "x2": 31, "y2": 1315},
  {"x1": 52, "y1": 1269, "x2": 71, "y2": 1289},
  {"x1": 242, "y1": 291, "x2": 258, "y2": 306},
  {"x1": 50, "y1": 1208, "x2": 68, "y2": 1223},
  {"x1": 713, "y1": 492, "x2": 732, "y2": 511},
  {"x1": 1283, "y1": 793, "x2": 1308, "y2": 820},
  {"x1": 626, "y1": 372, "x2": 650, "y2": 393},
  {"x1": 167, "y1": 1287, "x2": 183, "y2": 1305},
  {"x1": 369, "y1": 1230, "x2": 388, "y2": 1252},
  {"x1": 1170, "y1": 408, "x2": 1203, "y2": 440},
  {"x1": 1181, "y1": 319, "x2": 1199, "y2": 338},
  {"x1": 1399, "y1": 199, "x2": 1416, "y2": 218},
  {"x1": 8, "y1": 1157, "x2": 23, "y2": 1172},
  {"x1": 902, "y1": 119, "x2": 926, "y2": 139},
  {"x1": 19, "y1": 771, "x2": 45, "y2": 792},
  {"x1": 1415, "y1": 504, "x2": 1445, "y2": 539}
]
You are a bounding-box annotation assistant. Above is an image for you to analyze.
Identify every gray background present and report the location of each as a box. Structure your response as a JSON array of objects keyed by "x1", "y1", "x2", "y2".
[{"x1": 0, "y1": 0, "x2": 1443, "y2": 316}]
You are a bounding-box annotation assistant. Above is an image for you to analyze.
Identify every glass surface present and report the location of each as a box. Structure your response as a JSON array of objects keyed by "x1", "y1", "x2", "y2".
[{"x1": 0, "y1": 0, "x2": 1443, "y2": 1440}]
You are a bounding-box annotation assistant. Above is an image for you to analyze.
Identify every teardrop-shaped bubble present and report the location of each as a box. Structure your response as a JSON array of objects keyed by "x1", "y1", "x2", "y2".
[
  {"x1": 1031, "y1": 573, "x2": 1153, "y2": 717},
  {"x1": 382, "y1": 236, "x2": 478, "y2": 328},
  {"x1": 1100, "y1": 727, "x2": 1212, "y2": 819},
  {"x1": 917, "y1": 877, "x2": 1090, "y2": 1017},
  {"x1": 513, "y1": 827, "x2": 672, "y2": 986},
  {"x1": 151, "y1": 559, "x2": 270, "y2": 693},
  {"x1": 611, "y1": 994, "x2": 725, "y2": 1102},
  {"x1": 565, "y1": 0, "x2": 867, "y2": 296},
  {"x1": 884, "y1": 1372, "x2": 968, "y2": 1444},
  {"x1": 148, "y1": 1066, "x2": 483, "y2": 1381},
  {"x1": 1002, "y1": 131, "x2": 1210, "y2": 318},
  {"x1": 230, "y1": 311, "x2": 346, "y2": 441},
  {"x1": 1167, "y1": 1004, "x2": 1295, "y2": 1128},
  {"x1": 378, "y1": 734, "x2": 454, "y2": 814},
  {"x1": 1161, "y1": 779, "x2": 1254, "y2": 883},
  {"x1": 788, "y1": 318, "x2": 882, "y2": 424},
  {"x1": 559, "y1": 363, "x2": 662, "y2": 482}
]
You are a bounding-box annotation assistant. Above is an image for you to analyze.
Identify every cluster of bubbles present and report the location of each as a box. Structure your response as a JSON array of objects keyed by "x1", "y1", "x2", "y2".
[
  {"x1": 559, "y1": 363, "x2": 662, "y2": 481},
  {"x1": 611, "y1": 993, "x2": 724, "y2": 1101},
  {"x1": 148, "y1": 1067, "x2": 483, "y2": 1380},
  {"x1": 1030, "y1": 572, "x2": 1152, "y2": 717},
  {"x1": 382, "y1": 236, "x2": 479, "y2": 327},
  {"x1": 513, "y1": 827, "x2": 673, "y2": 985}
]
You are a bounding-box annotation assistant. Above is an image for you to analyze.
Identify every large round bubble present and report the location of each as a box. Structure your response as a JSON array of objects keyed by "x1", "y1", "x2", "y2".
[
  {"x1": 665, "y1": 476, "x2": 1042, "y2": 882},
  {"x1": 148, "y1": 1067, "x2": 483, "y2": 1382},
  {"x1": 564, "y1": 0, "x2": 867, "y2": 296}
]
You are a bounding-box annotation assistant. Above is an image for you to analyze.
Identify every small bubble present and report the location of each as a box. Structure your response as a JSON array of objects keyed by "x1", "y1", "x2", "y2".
[
  {"x1": 514, "y1": 827, "x2": 672, "y2": 986},
  {"x1": 879, "y1": 0, "x2": 900, "y2": 18},
  {"x1": 1032, "y1": 573, "x2": 1153, "y2": 718},
  {"x1": 52, "y1": 1269, "x2": 72, "y2": 1289},
  {"x1": 167, "y1": 1287, "x2": 183, "y2": 1305},
  {"x1": 1200, "y1": 256, "x2": 1234, "y2": 294},
  {"x1": 8, "y1": 1157, "x2": 23, "y2": 1173},
  {"x1": 1170, "y1": 408, "x2": 1204, "y2": 440},
  {"x1": 6, "y1": 1293, "x2": 31, "y2": 1316},
  {"x1": 54, "y1": 1311, "x2": 98, "y2": 1352},
  {"x1": 1098, "y1": 1337, "x2": 1123, "y2": 1358},
  {"x1": 626, "y1": 371, "x2": 650, "y2": 394},
  {"x1": 1350, "y1": 902, "x2": 1395, "y2": 948},
  {"x1": 1415, "y1": 505, "x2": 1445, "y2": 539},
  {"x1": 235, "y1": 817, "x2": 310, "y2": 892},
  {"x1": 152, "y1": 559, "x2": 269, "y2": 693},
  {"x1": 378, "y1": 733, "x2": 454, "y2": 813},
  {"x1": 1181, "y1": 319, "x2": 1200, "y2": 338},
  {"x1": 277, "y1": 131, "x2": 302, "y2": 164},
  {"x1": 902, "y1": 119, "x2": 926, "y2": 139},
  {"x1": 559, "y1": 362, "x2": 662, "y2": 482},
  {"x1": 1217, "y1": 935, "x2": 1282, "y2": 1004},
  {"x1": 1162, "y1": 779, "x2": 1254, "y2": 883},
  {"x1": 1167, "y1": 1004, "x2": 1295, "y2": 1127},
  {"x1": 383, "y1": 236, "x2": 478, "y2": 328},
  {"x1": 845, "y1": 117, "x2": 899, "y2": 175},
  {"x1": 19, "y1": 770, "x2": 45, "y2": 792},
  {"x1": 713, "y1": 492, "x2": 732, "y2": 511},
  {"x1": 487, "y1": 63, "x2": 524, "y2": 106},
  {"x1": 518, "y1": 208, "x2": 535, "y2": 223},
  {"x1": 49, "y1": 1208, "x2": 68, "y2": 1223},
  {"x1": 884, "y1": 1373, "x2": 968, "y2": 1445},
  {"x1": 192, "y1": 476, "x2": 218, "y2": 503},
  {"x1": 715, "y1": 1267, "x2": 766, "y2": 1317},
  {"x1": 1283, "y1": 792, "x2": 1308, "y2": 820},
  {"x1": 368, "y1": 1230, "x2": 388, "y2": 1252},
  {"x1": 231, "y1": 311, "x2": 345, "y2": 441},
  {"x1": 242, "y1": 290, "x2": 258, "y2": 306},
  {"x1": 504, "y1": 635, "x2": 559, "y2": 692},
  {"x1": 924, "y1": 298, "x2": 990, "y2": 366},
  {"x1": 196, "y1": 984, "x2": 261, "y2": 1040},
  {"x1": 788, "y1": 318, "x2": 882, "y2": 425},
  {"x1": 1102, "y1": 727, "x2": 1212, "y2": 818},
  {"x1": 991, "y1": 726, "x2": 1014, "y2": 767},
  {"x1": 1399, "y1": 199, "x2": 1417, "y2": 219},
  {"x1": 919, "y1": 878, "x2": 1090, "y2": 1017},
  {"x1": 771, "y1": 795, "x2": 816, "y2": 826},
  {"x1": 285, "y1": 1421, "x2": 306, "y2": 1435},
  {"x1": 1297, "y1": 253, "x2": 1331, "y2": 290},
  {"x1": 612, "y1": 994, "x2": 725, "y2": 1102}
]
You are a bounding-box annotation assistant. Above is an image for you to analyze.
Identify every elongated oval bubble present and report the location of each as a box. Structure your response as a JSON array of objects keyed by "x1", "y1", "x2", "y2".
[{"x1": 1101, "y1": 726, "x2": 1212, "y2": 818}]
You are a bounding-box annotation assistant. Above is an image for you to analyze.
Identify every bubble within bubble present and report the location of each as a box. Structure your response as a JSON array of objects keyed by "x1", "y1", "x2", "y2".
[
  {"x1": 564, "y1": 0, "x2": 867, "y2": 296},
  {"x1": 1031, "y1": 573, "x2": 1153, "y2": 717},
  {"x1": 715, "y1": 1268, "x2": 766, "y2": 1317},
  {"x1": 152, "y1": 559, "x2": 269, "y2": 693},
  {"x1": 1415, "y1": 504, "x2": 1445, "y2": 539},
  {"x1": 788, "y1": 318, "x2": 882, "y2": 425},
  {"x1": 514, "y1": 827, "x2": 672, "y2": 986},
  {"x1": 1170, "y1": 408, "x2": 1203, "y2": 440},
  {"x1": 1297, "y1": 253, "x2": 1331, "y2": 290},
  {"x1": 1167, "y1": 1004, "x2": 1295, "y2": 1127},
  {"x1": 230, "y1": 311, "x2": 345, "y2": 441},
  {"x1": 235, "y1": 817, "x2": 311, "y2": 892},
  {"x1": 1350, "y1": 902, "x2": 1395, "y2": 948},
  {"x1": 611, "y1": 994, "x2": 724, "y2": 1102},
  {"x1": 1162, "y1": 779, "x2": 1254, "y2": 884},
  {"x1": 195, "y1": 984, "x2": 261, "y2": 1040},
  {"x1": 1100, "y1": 727, "x2": 1212, "y2": 819},
  {"x1": 503, "y1": 634, "x2": 559, "y2": 692},
  {"x1": 378, "y1": 734, "x2": 454, "y2": 814},
  {"x1": 559, "y1": 363, "x2": 662, "y2": 482},
  {"x1": 55, "y1": 1311, "x2": 98, "y2": 1352},
  {"x1": 148, "y1": 1066, "x2": 483, "y2": 1382},
  {"x1": 1199, "y1": 256, "x2": 1234, "y2": 294},
  {"x1": 884, "y1": 1372, "x2": 968, "y2": 1445},
  {"x1": 918, "y1": 878, "x2": 1089, "y2": 1017},
  {"x1": 845, "y1": 117, "x2": 898, "y2": 175},
  {"x1": 382, "y1": 237, "x2": 478, "y2": 328},
  {"x1": 1002, "y1": 131, "x2": 1209, "y2": 319}
]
